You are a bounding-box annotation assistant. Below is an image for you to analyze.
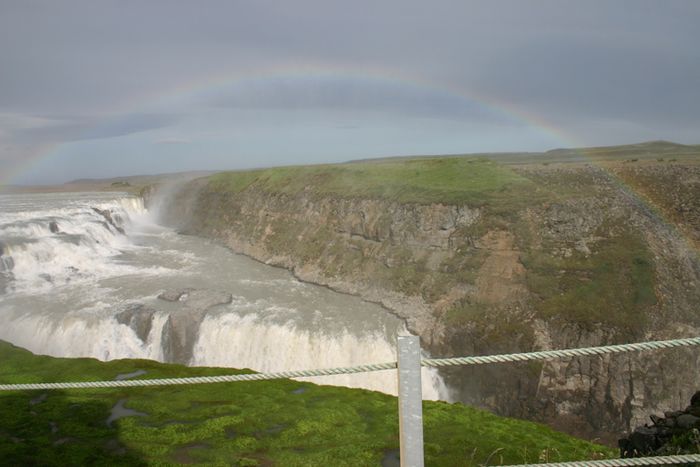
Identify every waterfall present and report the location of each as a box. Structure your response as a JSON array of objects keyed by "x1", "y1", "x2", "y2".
[{"x1": 0, "y1": 191, "x2": 452, "y2": 402}]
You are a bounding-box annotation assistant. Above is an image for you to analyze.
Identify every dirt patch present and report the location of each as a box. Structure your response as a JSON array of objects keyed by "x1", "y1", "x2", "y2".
[{"x1": 474, "y1": 231, "x2": 527, "y2": 304}]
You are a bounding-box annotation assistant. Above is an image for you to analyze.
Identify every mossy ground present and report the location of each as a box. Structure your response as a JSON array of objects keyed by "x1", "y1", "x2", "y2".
[
  {"x1": 207, "y1": 157, "x2": 547, "y2": 207},
  {"x1": 0, "y1": 341, "x2": 613, "y2": 465}
]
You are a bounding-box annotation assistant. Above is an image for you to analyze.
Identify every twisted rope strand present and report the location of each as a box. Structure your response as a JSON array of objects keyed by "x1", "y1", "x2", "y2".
[
  {"x1": 422, "y1": 336, "x2": 700, "y2": 368},
  {"x1": 1, "y1": 336, "x2": 699, "y2": 391},
  {"x1": 499, "y1": 453, "x2": 700, "y2": 467},
  {"x1": 0, "y1": 361, "x2": 397, "y2": 391},
  {"x1": 2, "y1": 337, "x2": 700, "y2": 467}
]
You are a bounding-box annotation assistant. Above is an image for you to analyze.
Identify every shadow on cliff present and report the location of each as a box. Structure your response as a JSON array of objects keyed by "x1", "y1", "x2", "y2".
[{"x1": 0, "y1": 390, "x2": 146, "y2": 466}]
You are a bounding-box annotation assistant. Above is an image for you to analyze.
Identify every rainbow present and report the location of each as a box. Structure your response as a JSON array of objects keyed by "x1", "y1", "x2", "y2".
[
  {"x1": 106, "y1": 62, "x2": 696, "y2": 254},
  {"x1": 1, "y1": 61, "x2": 584, "y2": 186},
  {"x1": 118, "y1": 61, "x2": 580, "y2": 141},
  {"x1": 1, "y1": 62, "x2": 697, "y2": 256}
]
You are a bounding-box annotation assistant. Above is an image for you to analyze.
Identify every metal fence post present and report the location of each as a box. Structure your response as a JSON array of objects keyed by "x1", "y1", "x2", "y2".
[{"x1": 397, "y1": 335, "x2": 425, "y2": 467}]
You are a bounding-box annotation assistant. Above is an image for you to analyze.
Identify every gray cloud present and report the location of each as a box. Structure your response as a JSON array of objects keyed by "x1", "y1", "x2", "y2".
[
  {"x1": 10, "y1": 113, "x2": 178, "y2": 144},
  {"x1": 0, "y1": 0, "x2": 698, "y2": 183},
  {"x1": 154, "y1": 138, "x2": 191, "y2": 145},
  {"x1": 471, "y1": 36, "x2": 700, "y2": 124},
  {"x1": 204, "y1": 76, "x2": 502, "y2": 123}
]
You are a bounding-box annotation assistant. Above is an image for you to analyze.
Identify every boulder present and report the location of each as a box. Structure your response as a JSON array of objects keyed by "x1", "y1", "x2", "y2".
[
  {"x1": 158, "y1": 288, "x2": 232, "y2": 309},
  {"x1": 180, "y1": 289, "x2": 232, "y2": 310},
  {"x1": 157, "y1": 289, "x2": 193, "y2": 302},
  {"x1": 157, "y1": 288, "x2": 233, "y2": 363},
  {"x1": 619, "y1": 390, "x2": 700, "y2": 457},
  {"x1": 677, "y1": 414, "x2": 700, "y2": 430},
  {"x1": 619, "y1": 426, "x2": 662, "y2": 457},
  {"x1": 115, "y1": 304, "x2": 156, "y2": 343}
]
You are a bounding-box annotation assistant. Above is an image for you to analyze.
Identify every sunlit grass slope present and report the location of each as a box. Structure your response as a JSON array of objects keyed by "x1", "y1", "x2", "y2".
[
  {"x1": 0, "y1": 341, "x2": 613, "y2": 466},
  {"x1": 208, "y1": 157, "x2": 544, "y2": 207}
]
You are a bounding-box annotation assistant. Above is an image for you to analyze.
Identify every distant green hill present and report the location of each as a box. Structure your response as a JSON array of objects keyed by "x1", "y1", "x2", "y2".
[
  {"x1": 0, "y1": 341, "x2": 612, "y2": 466},
  {"x1": 544, "y1": 140, "x2": 700, "y2": 160},
  {"x1": 346, "y1": 140, "x2": 700, "y2": 165}
]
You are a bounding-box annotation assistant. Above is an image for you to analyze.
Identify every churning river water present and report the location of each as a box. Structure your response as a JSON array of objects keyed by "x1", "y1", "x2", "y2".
[{"x1": 0, "y1": 191, "x2": 448, "y2": 399}]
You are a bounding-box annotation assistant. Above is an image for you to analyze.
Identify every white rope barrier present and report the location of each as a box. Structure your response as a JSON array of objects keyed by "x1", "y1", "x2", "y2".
[
  {"x1": 0, "y1": 361, "x2": 397, "y2": 391},
  {"x1": 2, "y1": 336, "x2": 700, "y2": 466},
  {"x1": 499, "y1": 453, "x2": 700, "y2": 466},
  {"x1": 422, "y1": 337, "x2": 700, "y2": 368},
  {"x1": 2, "y1": 336, "x2": 699, "y2": 391}
]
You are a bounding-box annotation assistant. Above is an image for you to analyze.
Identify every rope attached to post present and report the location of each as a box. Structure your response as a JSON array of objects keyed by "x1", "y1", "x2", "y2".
[
  {"x1": 2, "y1": 336, "x2": 700, "y2": 391},
  {"x1": 2, "y1": 336, "x2": 700, "y2": 466}
]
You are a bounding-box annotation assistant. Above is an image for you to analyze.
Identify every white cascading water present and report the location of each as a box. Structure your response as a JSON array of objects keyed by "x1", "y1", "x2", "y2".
[
  {"x1": 0, "y1": 310, "x2": 169, "y2": 362},
  {"x1": 192, "y1": 312, "x2": 448, "y2": 399},
  {"x1": 0, "y1": 194, "x2": 151, "y2": 293},
  {"x1": 0, "y1": 191, "x2": 451, "y2": 401}
]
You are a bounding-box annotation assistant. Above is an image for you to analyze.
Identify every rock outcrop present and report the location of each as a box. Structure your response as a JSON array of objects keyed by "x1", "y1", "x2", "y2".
[
  {"x1": 92, "y1": 207, "x2": 125, "y2": 235},
  {"x1": 159, "y1": 289, "x2": 232, "y2": 363},
  {"x1": 115, "y1": 304, "x2": 156, "y2": 343},
  {"x1": 116, "y1": 289, "x2": 233, "y2": 363},
  {"x1": 619, "y1": 390, "x2": 700, "y2": 457}
]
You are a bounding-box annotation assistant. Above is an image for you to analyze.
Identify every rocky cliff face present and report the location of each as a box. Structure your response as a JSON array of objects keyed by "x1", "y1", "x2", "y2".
[{"x1": 155, "y1": 160, "x2": 700, "y2": 442}]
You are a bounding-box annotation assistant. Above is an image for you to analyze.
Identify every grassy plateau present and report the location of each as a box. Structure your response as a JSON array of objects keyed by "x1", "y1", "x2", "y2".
[{"x1": 207, "y1": 157, "x2": 545, "y2": 208}]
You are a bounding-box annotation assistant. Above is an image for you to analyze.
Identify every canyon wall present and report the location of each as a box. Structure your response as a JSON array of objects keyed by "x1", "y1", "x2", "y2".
[{"x1": 154, "y1": 159, "x2": 700, "y2": 441}]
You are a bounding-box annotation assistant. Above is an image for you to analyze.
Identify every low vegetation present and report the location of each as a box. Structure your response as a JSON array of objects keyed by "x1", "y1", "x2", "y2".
[
  {"x1": 208, "y1": 157, "x2": 547, "y2": 207},
  {"x1": 523, "y1": 230, "x2": 656, "y2": 336},
  {"x1": 0, "y1": 341, "x2": 613, "y2": 466}
]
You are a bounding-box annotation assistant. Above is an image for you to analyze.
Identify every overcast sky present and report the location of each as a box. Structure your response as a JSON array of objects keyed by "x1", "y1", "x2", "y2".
[{"x1": 1, "y1": 0, "x2": 699, "y2": 184}]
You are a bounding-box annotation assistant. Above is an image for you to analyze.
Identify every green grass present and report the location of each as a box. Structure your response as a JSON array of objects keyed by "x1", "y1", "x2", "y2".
[
  {"x1": 0, "y1": 341, "x2": 613, "y2": 465},
  {"x1": 522, "y1": 230, "x2": 657, "y2": 336},
  {"x1": 208, "y1": 158, "x2": 542, "y2": 207}
]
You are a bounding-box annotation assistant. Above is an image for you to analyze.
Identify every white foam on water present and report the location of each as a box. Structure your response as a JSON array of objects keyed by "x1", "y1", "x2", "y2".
[
  {"x1": 0, "y1": 308, "x2": 168, "y2": 362},
  {"x1": 0, "y1": 191, "x2": 453, "y2": 402},
  {"x1": 1, "y1": 300, "x2": 453, "y2": 401},
  {"x1": 191, "y1": 311, "x2": 449, "y2": 400},
  {"x1": 0, "y1": 194, "x2": 165, "y2": 293}
]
